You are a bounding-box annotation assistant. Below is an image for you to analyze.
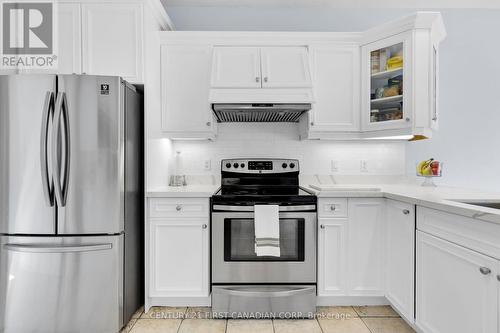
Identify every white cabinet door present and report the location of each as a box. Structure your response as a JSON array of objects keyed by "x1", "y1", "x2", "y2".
[
  {"x1": 361, "y1": 32, "x2": 413, "y2": 132},
  {"x1": 57, "y1": 3, "x2": 82, "y2": 74},
  {"x1": 150, "y1": 218, "x2": 209, "y2": 297},
  {"x1": 260, "y1": 47, "x2": 312, "y2": 88},
  {"x1": 386, "y1": 199, "x2": 415, "y2": 322},
  {"x1": 211, "y1": 47, "x2": 261, "y2": 88},
  {"x1": 416, "y1": 231, "x2": 497, "y2": 333},
  {"x1": 309, "y1": 45, "x2": 360, "y2": 132},
  {"x1": 318, "y1": 218, "x2": 348, "y2": 296},
  {"x1": 348, "y1": 198, "x2": 385, "y2": 296},
  {"x1": 161, "y1": 44, "x2": 215, "y2": 138},
  {"x1": 82, "y1": 3, "x2": 143, "y2": 83}
]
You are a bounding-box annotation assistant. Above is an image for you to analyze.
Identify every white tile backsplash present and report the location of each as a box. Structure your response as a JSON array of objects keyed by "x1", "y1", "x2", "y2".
[{"x1": 148, "y1": 123, "x2": 406, "y2": 188}]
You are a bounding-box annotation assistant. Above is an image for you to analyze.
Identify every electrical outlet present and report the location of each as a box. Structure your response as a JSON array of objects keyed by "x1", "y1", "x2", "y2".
[
  {"x1": 204, "y1": 160, "x2": 211, "y2": 171},
  {"x1": 331, "y1": 160, "x2": 339, "y2": 172},
  {"x1": 360, "y1": 160, "x2": 369, "y2": 173}
]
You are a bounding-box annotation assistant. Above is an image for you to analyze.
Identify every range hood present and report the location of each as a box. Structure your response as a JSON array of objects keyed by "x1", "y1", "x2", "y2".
[{"x1": 212, "y1": 103, "x2": 312, "y2": 123}]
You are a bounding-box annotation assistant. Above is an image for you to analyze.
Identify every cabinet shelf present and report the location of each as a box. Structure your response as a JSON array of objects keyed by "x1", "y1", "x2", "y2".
[
  {"x1": 371, "y1": 95, "x2": 403, "y2": 106},
  {"x1": 371, "y1": 67, "x2": 403, "y2": 79}
]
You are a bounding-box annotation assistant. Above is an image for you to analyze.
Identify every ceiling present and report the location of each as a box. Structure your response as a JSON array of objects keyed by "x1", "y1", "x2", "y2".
[{"x1": 162, "y1": 0, "x2": 500, "y2": 8}]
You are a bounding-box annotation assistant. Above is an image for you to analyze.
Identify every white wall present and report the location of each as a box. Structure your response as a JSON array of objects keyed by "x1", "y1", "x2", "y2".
[{"x1": 160, "y1": 7, "x2": 500, "y2": 192}]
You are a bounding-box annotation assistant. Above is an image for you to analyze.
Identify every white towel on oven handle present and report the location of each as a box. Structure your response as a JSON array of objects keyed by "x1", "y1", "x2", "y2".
[{"x1": 254, "y1": 204, "x2": 280, "y2": 257}]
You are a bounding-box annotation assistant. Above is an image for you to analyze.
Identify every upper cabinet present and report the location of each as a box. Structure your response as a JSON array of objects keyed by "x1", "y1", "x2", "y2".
[
  {"x1": 160, "y1": 44, "x2": 217, "y2": 139},
  {"x1": 362, "y1": 34, "x2": 410, "y2": 132},
  {"x1": 156, "y1": 12, "x2": 445, "y2": 141},
  {"x1": 260, "y1": 47, "x2": 312, "y2": 88},
  {"x1": 360, "y1": 13, "x2": 445, "y2": 139},
  {"x1": 211, "y1": 47, "x2": 261, "y2": 88},
  {"x1": 210, "y1": 46, "x2": 312, "y2": 89},
  {"x1": 0, "y1": 0, "x2": 172, "y2": 84},
  {"x1": 81, "y1": 3, "x2": 143, "y2": 82},
  {"x1": 300, "y1": 44, "x2": 360, "y2": 139}
]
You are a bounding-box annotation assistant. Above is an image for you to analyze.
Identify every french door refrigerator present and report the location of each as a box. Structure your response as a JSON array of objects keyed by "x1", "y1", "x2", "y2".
[{"x1": 0, "y1": 74, "x2": 143, "y2": 333}]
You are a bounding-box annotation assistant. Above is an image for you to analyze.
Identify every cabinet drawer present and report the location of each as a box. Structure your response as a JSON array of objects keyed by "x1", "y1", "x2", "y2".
[
  {"x1": 149, "y1": 198, "x2": 209, "y2": 218},
  {"x1": 417, "y1": 206, "x2": 500, "y2": 260},
  {"x1": 318, "y1": 198, "x2": 348, "y2": 218}
]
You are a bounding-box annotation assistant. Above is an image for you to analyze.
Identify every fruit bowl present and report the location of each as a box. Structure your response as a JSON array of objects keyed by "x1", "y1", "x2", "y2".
[{"x1": 416, "y1": 159, "x2": 442, "y2": 187}]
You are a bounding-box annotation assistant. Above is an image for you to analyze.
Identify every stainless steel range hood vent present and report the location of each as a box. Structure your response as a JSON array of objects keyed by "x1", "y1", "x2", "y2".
[{"x1": 212, "y1": 103, "x2": 312, "y2": 123}]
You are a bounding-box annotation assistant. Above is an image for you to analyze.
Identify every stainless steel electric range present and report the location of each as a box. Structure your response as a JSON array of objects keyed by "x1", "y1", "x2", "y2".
[{"x1": 211, "y1": 158, "x2": 317, "y2": 318}]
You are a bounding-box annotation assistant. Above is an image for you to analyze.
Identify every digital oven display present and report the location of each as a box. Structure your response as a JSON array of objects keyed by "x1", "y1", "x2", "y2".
[{"x1": 248, "y1": 161, "x2": 273, "y2": 170}]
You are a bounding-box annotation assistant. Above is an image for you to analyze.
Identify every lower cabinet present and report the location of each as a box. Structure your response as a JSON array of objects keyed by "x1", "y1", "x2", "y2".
[
  {"x1": 416, "y1": 231, "x2": 498, "y2": 333},
  {"x1": 146, "y1": 198, "x2": 210, "y2": 308},
  {"x1": 348, "y1": 199, "x2": 385, "y2": 296},
  {"x1": 318, "y1": 218, "x2": 348, "y2": 296},
  {"x1": 385, "y1": 199, "x2": 415, "y2": 322},
  {"x1": 318, "y1": 198, "x2": 385, "y2": 298}
]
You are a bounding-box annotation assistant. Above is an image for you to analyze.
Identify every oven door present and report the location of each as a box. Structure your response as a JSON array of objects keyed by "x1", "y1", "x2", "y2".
[{"x1": 212, "y1": 210, "x2": 316, "y2": 284}]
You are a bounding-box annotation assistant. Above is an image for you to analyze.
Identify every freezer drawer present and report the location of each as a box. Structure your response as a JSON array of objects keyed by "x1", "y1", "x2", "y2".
[
  {"x1": 212, "y1": 285, "x2": 316, "y2": 319},
  {"x1": 0, "y1": 235, "x2": 124, "y2": 333}
]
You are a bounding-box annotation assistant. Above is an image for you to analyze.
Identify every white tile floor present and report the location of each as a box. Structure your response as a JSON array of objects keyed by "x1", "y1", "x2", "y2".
[{"x1": 122, "y1": 306, "x2": 415, "y2": 333}]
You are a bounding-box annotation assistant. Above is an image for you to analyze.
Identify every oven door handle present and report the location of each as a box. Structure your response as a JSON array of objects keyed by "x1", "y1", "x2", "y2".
[
  {"x1": 216, "y1": 286, "x2": 315, "y2": 298},
  {"x1": 212, "y1": 205, "x2": 316, "y2": 212}
]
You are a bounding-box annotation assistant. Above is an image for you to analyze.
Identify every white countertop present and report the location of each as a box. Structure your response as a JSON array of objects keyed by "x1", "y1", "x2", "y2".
[
  {"x1": 306, "y1": 184, "x2": 500, "y2": 225},
  {"x1": 146, "y1": 185, "x2": 219, "y2": 198},
  {"x1": 146, "y1": 182, "x2": 500, "y2": 224}
]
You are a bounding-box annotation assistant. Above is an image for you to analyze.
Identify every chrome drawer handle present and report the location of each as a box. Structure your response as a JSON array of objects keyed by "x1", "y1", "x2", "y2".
[
  {"x1": 479, "y1": 267, "x2": 491, "y2": 275},
  {"x1": 176, "y1": 205, "x2": 182, "y2": 211},
  {"x1": 403, "y1": 209, "x2": 410, "y2": 215},
  {"x1": 202, "y1": 224, "x2": 208, "y2": 229}
]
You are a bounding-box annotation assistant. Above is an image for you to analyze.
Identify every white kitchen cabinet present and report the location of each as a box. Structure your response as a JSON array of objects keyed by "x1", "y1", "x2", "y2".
[
  {"x1": 361, "y1": 33, "x2": 411, "y2": 132},
  {"x1": 361, "y1": 14, "x2": 445, "y2": 139},
  {"x1": 160, "y1": 44, "x2": 216, "y2": 139},
  {"x1": 57, "y1": 3, "x2": 82, "y2": 75},
  {"x1": 385, "y1": 199, "x2": 415, "y2": 323},
  {"x1": 302, "y1": 44, "x2": 360, "y2": 137},
  {"x1": 348, "y1": 198, "x2": 385, "y2": 296},
  {"x1": 416, "y1": 231, "x2": 498, "y2": 333},
  {"x1": 146, "y1": 197, "x2": 210, "y2": 309},
  {"x1": 318, "y1": 218, "x2": 348, "y2": 296},
  {"x1": 260, "y1": 47, "x2": 312, "y2": 88},
  {"x1": 82, "y1": 3, "x2": 143, "y2": 83},
  {"x1": 211, "y1": 47, "x2": 261, "y2": 88},
  {"x1": 149, "y1": 218, "x2": 209, "y2": 298}
]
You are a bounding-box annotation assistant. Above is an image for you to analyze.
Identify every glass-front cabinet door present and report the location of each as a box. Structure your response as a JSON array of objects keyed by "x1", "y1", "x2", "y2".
[{"x1": 362, "y1": 32, "x2": 413, "y2": 131}]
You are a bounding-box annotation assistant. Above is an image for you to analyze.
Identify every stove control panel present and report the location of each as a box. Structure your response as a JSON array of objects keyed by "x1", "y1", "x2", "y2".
[{"x1": 221, "y1": 159, "x2": 299, "y2": 173}]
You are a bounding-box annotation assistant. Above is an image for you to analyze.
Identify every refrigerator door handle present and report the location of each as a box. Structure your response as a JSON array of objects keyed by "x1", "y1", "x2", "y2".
[
  {"x1": 3, "y1": 243, "x2": 112, "y2": 253},
  {"x1": 52, "y1": 92, "x2": 70, "y2": 207},
  {"x1": 40, "y1": 91, "x2": 55, "y2": 207}
]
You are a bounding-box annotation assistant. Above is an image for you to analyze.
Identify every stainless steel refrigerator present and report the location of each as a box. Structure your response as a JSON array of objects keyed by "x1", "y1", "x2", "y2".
[{"x1": 0, "y1": 74, "x2": 144, "y2": 333}]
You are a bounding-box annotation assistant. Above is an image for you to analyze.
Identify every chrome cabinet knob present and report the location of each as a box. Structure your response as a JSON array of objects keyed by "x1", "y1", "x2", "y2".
[
  {"x1": 405, "y1": 117, "x2": 411, "y2": 122},
  {"x1": 202, "y1": 224, "x2": 208, "y2": 229},
  {"x1": 320, "y1": 224, "x2": 325, "y2": 229},
  {"x1": 255, "y1": 77, "x2": 260, "y2": 82},
  {"x1": 206, "y1": 121, "x2": 211, "y2": 126},
  {"x1": 497, "y1": 275, "x2": 500, "y2": 282},
  {"x1": 176, "y1": 205, "x2": 182, "y2": 211},
  {"x1": 310, "y1": 122, "x2": 314, "y2": 126},
  {"x1": 330, "y1": 205, "x2": 336, "y2": 211},
  {"x1": 403, "y1": 209, "x2": 410, "y2": 215},
  {"x1": 264, "y1": 77, "x2": 268, "y2": 82},
  {"x1": 479, "y1": 267, "x2": 491, "y2": 275}
]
